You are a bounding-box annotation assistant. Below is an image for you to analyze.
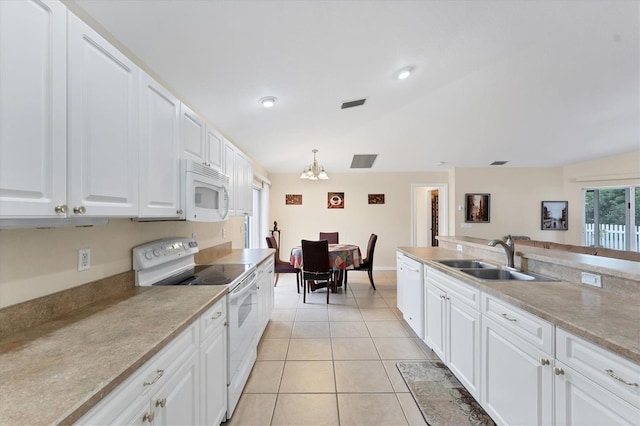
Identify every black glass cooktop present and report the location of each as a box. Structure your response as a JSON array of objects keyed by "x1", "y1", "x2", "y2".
[{"x1": 153, "y1": 263, "x2": 253, "y2": 286}]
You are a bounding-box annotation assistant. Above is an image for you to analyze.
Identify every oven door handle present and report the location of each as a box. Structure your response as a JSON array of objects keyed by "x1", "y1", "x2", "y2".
[{"x1": 230, "y1": 277, "x2": 256, "y2": 297}]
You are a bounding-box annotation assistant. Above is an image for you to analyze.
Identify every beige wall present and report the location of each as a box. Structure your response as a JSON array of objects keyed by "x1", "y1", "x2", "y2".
[
  {"x1": 0, "y1": 217, "x2": 245, "y2": 308},
  {"x1": 268, "y1": 172, "x2": 448, "y2": 269}
]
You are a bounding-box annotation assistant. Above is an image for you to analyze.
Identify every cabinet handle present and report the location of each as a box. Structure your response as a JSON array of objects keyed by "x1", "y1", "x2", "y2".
[
  {"x1": 224, "y1": 321, "x2": 229, "y2": 326},
  {"x1": 143, "y1": 369, "x2": 164, "y2": 386},
  {"x1": 540, "y1": 358, "x2": 550, "y2": 366},
  {"x1": 177, "y1": 209, "x2": 183, "y2": 215},
  {"x1": 554, "y1": 367, "x2": 565, "y2": 375},
  {"x1": 155, "y1": 397, "x2": 167, "y2": 408},
  {"x1": 605, "y1": 369, "x2": 639, "y2": 387},
  {"x1": 73, "y1": 206, "x2": 86, "y2": 215},
  {"x1": 54, "y1": 204, "x2": 67, "y2": 214},
  {"x1": 501, "y1": 313, "x2": 517, "y2": 322},
  {"x1": 211, "y1": 312, "x2": 222, "y2": 320},
  {"x1": 142, "y1": 412, "x2": 154, "y2": 423}
]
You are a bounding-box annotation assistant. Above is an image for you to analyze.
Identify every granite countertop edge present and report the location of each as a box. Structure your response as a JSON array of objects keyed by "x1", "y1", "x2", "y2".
[{"x1": 397, "y1": 246, "x2": 640, "y2": 364}]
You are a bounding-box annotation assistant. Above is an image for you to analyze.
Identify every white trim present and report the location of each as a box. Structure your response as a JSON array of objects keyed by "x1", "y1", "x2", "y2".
[{"x1": 410, "y1": 183, "x2": 449, "y2": 247}]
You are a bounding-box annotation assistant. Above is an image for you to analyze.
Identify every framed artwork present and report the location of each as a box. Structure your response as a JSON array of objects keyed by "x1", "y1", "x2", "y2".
[
  {"x1": 465, "y1": 193, "x2": 490, "y2": 223},
  {"x1": 368, "y1": 194, "x2": 385, "y2": 204},
  {"x1": 541, "y1": 201, "x2": 568, "y2": 230},
  {"x1": 285, "y1": 194, "x2": 302, "y2": 205},
  {"x1": 328, "y1": 192, "x2": 344, "y2": 209}
]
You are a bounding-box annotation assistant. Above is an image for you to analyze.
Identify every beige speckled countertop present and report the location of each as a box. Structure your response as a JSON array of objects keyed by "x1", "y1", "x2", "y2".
[
  {"x1": 397, "y1": 247, "x2": 640, "y2": 365},
  {"x1": 0, "y1": 248, "x2": 274, "y2": 425}
]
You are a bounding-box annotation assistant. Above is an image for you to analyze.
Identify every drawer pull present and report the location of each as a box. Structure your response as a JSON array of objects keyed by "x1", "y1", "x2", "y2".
[
  {"x1": 554, "y1": 367, "x2": 565, "y2": 375},
  {"x1": 143, "y1": 369, "x2": 164, "y2": 386},
  {"x1": 156, "y1": 397, "x2": 167, "y2": 408},
  {"x1": 605, "y1": 369, "x2": 639, "y2": 387},
  {"x1": 211, "y1": 311, "x2": 222, "y2": 320},
  {"x1": 142, "y1": 412, "x2": 154, "y2": 423},
  {"x1": 501, "y1": 313, "x2": 517, "y2": 322},
  {"x1": 540, "y1": 358, "x2": 550, "y2": 366}
]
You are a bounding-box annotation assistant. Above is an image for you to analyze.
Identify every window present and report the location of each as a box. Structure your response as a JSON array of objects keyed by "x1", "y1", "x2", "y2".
[{"x1": 584, "y1": 186, "x2": 639, "y2": 251}]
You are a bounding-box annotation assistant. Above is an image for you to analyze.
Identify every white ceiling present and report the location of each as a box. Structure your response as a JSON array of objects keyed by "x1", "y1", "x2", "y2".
[{"x1": 71, "y1": 0, "x2": 639, "y2": 174}]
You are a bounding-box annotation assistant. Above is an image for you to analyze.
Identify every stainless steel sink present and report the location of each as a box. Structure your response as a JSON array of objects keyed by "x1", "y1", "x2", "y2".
[
  {"x1": 437, "y1": 259, "x2": 498, "y2": 269},
  {"x1": 459, "y1": 268, "x2": 558, "y2": 282}
]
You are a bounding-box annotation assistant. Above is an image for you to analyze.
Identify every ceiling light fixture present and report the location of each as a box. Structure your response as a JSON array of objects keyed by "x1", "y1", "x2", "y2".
[
  {"x1": 300, "y1": 149, "x2": 329, "y2": 180},
  {"x1": 259, "y1": 96, "x2": 277, "y2": 108},
  {"x1": 397, "y1": 66, "x2": 415, "y2": 80}
]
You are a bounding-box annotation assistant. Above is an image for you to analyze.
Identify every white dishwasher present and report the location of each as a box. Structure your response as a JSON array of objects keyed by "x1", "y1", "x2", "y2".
[{"x1": 398, "y1": 254, "x2": 424, "y2": 339}]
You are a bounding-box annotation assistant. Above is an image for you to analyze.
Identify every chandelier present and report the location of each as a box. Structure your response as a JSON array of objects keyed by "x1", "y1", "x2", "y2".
[{"x1": 300, "y1": 149, "x2": 329, "y2": 180}]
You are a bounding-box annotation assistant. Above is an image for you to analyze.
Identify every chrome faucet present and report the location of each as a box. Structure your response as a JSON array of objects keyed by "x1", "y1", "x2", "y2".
[{"x1": 488, "y1": 235, "x2": 514, "y2": 268}]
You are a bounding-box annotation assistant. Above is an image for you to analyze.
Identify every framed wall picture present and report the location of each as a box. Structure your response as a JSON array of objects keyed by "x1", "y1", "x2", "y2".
[
  {"x1": 328, "y1": 192, "x2": 344, "y2": 209},
  {"x1": 285, "y1": 194, "x2": 302, "y2": 205},
  {"x1": 465, "y1": 193, "x2": 490, "y2": 223},
  {"x1": 541, "y1": 201, "x2": 568, "y2": 230},
  {"x1": 368, "y1": 194, "x2": 385, "y2": 204}
]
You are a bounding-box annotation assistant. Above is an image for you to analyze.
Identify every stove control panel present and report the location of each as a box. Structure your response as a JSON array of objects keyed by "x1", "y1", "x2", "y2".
[{"x1": 133, "y1": 237, "x2": 199, "y2": 271}]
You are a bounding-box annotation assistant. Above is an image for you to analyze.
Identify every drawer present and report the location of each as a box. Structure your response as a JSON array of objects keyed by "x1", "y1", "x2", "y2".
[
  {"x1": 200, "y1": 296, "x2": 227, "y2": 342},
  {"x1": 481, "y1": 293, "x2": 554, "y2": 355},
  {"x1": 557, "y1": 328, "x2": 640, "y2": 408},
  {"x1": 426, "y1": 267, "x2": 480, "y2": 310}
]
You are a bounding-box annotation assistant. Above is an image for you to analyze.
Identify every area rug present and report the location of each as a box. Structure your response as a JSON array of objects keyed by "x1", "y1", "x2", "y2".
[{"x1": 396, "y1": 360, "x2": 495, "y2": 426}]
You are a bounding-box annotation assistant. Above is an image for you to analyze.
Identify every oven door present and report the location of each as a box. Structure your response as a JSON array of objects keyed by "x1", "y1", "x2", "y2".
[
  {"x1": 184, "y1": 170, "x2": 229, "y2": 222},
  {"x1": 227, "y1": 273, "x2": 258, "y2": 382}
]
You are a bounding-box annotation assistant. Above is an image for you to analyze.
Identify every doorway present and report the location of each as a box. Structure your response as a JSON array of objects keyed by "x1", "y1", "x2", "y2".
[{"x1": 412, "y1": 184, "x2": 448, "y2": 247}]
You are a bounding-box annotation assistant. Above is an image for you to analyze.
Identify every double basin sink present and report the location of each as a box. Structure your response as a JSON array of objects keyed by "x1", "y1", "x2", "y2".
[{"x1": 437, "y1": 259, "x2": 558, "y2": 282}]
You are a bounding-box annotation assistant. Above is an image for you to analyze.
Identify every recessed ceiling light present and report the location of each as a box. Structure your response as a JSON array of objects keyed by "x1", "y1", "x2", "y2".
[
  {"x1": 397, "y1": 66, "x2": 415, "y2": 80},
  {"x1": 259, "y1": 96, "x2": 277, "y2": 108}
]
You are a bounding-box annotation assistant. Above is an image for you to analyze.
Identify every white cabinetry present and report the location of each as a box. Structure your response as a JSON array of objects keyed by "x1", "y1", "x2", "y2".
[
  {"x1": 138, "y1": 72, "x2": 181, "y2": 219},
  {"x1": 67, "y1": 12, "x2": 139, "y2": 217},
  {"x1": 554, "y1": 328, "x2": 640, "y2": 425},
  {"x1": 78, "y1": 322, "x2": 200, "y2": 425},
  {"x1": 205, "y1": 126, "x2": 224, "y2": 172},
  {"x1": 0, "y1": 0, "x2": 67, "y2": 218},
  {"x1": 179, "y1": 103, "x2": 206, "y2": 165},
  {"x1": 480, "y1": 293, "x2": 554, "y2": 426},
  {"x1": 396, "y1": 252, "x2": 405, "y2": 311},
  {"x1": 397, "y1": 254, "x2": 424, "y2": 339},
  {"x1": 200, "y1": 298, "x2": 228, "y2": 426},
  {"x1": 223, "y1": 140, "x2": 253, "y2": 217},
  {"x1": 424, "y1": 267, "x2": 481, "y2": 399},
  {"x1": 256, "y1": 255, "x2": 275, "y2": 339}
]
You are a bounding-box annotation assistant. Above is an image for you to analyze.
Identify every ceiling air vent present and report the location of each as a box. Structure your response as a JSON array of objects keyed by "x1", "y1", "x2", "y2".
[
  {"x1": 490, "y1": 161, "x2": 509, "y2": 166},
  {"x1": 341, "y1": 98, "x2": 367, "y2": 109},
  {"x1": 350, "y1": 154, "x2": 377, "y2": 169}
]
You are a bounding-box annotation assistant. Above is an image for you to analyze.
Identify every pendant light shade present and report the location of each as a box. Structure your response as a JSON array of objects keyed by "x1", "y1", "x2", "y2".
[{"x1": 300, "y1": 149, "x2": 329, "y2": 180}]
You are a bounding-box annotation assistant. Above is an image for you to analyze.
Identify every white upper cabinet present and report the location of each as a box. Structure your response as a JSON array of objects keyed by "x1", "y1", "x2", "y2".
[
  {"x1": 180, "y1": 103, "x2": 206, "y2": 164},
  {"x1": 67, "y1": 12, "x2": 139, "y2": 217},
  {"x1": 139, "y1": 72, "x2": 181, "y2": 218},
  {"x1": 223, "y1": 140, "x2": 236, "y2": 216},
  {"x1": 205, "y1": 126, "x2": 224, "y2": 172},
  {"x1": 0, "y1": 0, "x2": 67, "y2": 218}
]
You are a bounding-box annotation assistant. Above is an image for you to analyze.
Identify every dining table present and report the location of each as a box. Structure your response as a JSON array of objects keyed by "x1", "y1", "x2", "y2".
[{"x1": 290, "y1": 243, "x2": 362, "y2": 272}]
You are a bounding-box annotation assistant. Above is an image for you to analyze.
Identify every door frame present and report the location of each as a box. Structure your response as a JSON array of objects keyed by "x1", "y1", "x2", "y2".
[{"x1": 411, "y1": 183, "x2": 449, "y2": 247}]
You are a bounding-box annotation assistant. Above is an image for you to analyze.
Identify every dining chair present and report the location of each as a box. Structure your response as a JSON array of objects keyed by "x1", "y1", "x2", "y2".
[
  {"x1": 345, "y1": 233, "x2": 378, "y2": 290},
  {"x1": 266, "y1": 236, "x2": 301, "y2": 293},
  {"x1": 318, "y1": 232, "x2": 339, "y2": 244},
  {"x1": 301, "y1": 239, "x2": 335, "y2": 303}
]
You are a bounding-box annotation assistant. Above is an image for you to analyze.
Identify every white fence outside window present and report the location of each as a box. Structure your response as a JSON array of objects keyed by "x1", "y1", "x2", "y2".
[{"x1": 584, "y1": 224, "x2": 640, "y2": 251}]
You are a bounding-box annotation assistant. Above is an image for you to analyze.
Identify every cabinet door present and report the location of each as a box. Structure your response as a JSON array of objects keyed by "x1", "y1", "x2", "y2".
[
  {"x1": 154, "y1": 352, "x2": 200, "y2": 426},
  {"x1": 201, "y1": 324, "x2": 228, "y2": 425},
  {"x1": 223, "y1": 140, "x2": 236, "y2": 216},
  {"x1": 555, "y1": 361, "x2": 640, "y2": 426},
  {"x1": 0, "y1": 0, "x2": 67, "y2": 218},
  {"x1": 401, "y1": 259, "x2": 424, "y2": 339},
  {"x1": 205, "y1": 126, "x2": 224, "y2": 171},
  {"x1": 447, "y1": 297, "x2": 481, "y2": 399},
  {"x1": 139, "y1": 72, "x2": 181, "y2": 218},
  {"x1": 68, "y1": 13, "x2": 139, "y2": 217},
  {"x1": 180, "y1": 103, "x2": 205, "y2": 164},
  {"x1": 481, "y1": 316, "x2": 553, "y2": 426},
  {"x1": 396, "y1": 253, "x2": 404, "y2": 311},
  {"x1": 424, "y1": 282, "x2": 446, "y2": 360}
]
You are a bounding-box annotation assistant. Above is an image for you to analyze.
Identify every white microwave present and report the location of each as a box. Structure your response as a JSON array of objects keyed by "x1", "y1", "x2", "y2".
[{"x1": 182, "y1": 159, "x2": 229, "y2": 222}]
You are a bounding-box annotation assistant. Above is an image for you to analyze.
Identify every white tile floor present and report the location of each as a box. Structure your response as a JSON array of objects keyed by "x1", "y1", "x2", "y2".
[{"x1": 224, "y1": 270, "x2": 437, "y2": 426}]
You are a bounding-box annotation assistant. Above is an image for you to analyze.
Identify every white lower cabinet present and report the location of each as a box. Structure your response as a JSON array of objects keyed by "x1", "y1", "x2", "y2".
[
  {"x1": 78, "y1": 296, "x2": 229, "y2": 426},
  {"x1": 480, "y1": 294, "x2": 554, "y2": 426},
  {"x1": 256, "y1": 256, "x2": 275, "y2": 340},
  {"x1": 424, "y1": 267, "x2": 481, "y2": 399},
  {"x1": 397, "y1": 253, "x2": 424, "y2": 338}
]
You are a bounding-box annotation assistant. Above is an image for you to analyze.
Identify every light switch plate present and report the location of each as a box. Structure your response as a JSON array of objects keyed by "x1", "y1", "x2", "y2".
[{"x1": 581, "y1": 272, "x2": 602, "y2": 288}]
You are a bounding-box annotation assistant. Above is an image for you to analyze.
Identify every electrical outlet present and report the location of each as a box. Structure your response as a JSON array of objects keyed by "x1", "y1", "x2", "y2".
[
  {"x1": 581, "y1": 272, "x2": 602, "y2": 288},
  {"x1": 456, "y1": 244, "x2": 463, "y2": 252},
  {"x1": 222, "y1": 227, "x2": 226, "y2": 238},
  {"x1": 78, "y1": 248, "x2": 90, "y2": 271}
]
